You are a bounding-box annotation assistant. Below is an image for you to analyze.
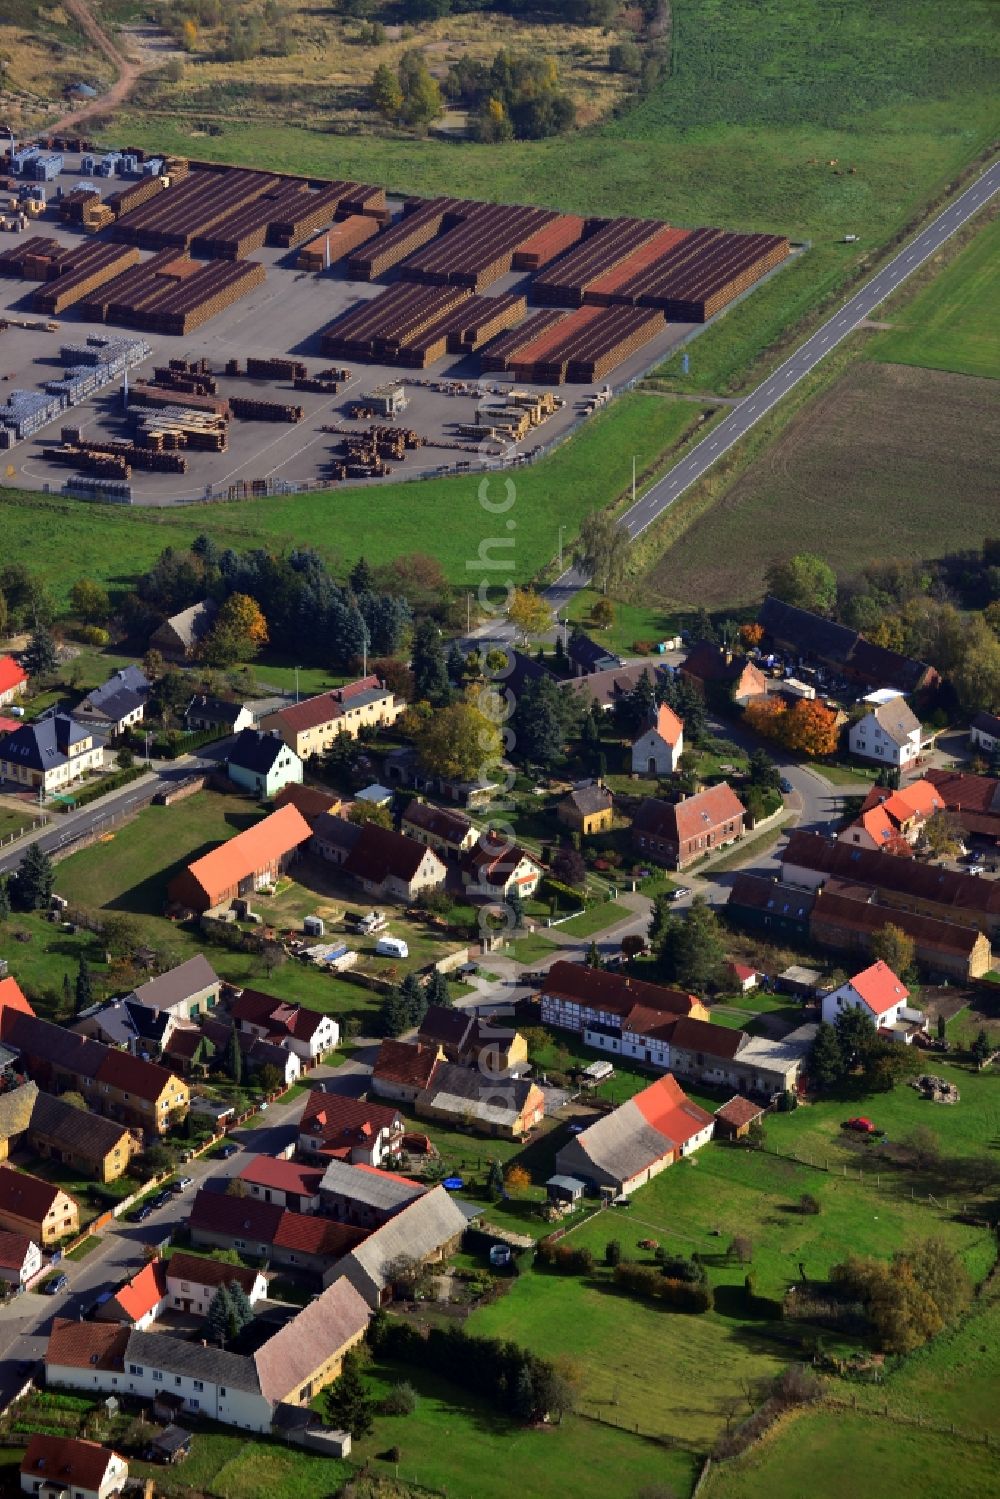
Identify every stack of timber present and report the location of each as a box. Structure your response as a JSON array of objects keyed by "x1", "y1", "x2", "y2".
[
  {"x1": 80, "y1": 250, "x2": 265, "y2": 334},
  {"x1": 32, "y1": 242, "x2": 140, "y2": 314},
  {"x1": 532, "y1": 218, "x2": 680, "y2": 306},
  {"x1": 297, "y1": 215, "x2": 379, "y2": 270},
  {"x1": 320, "y1": 283, "x2": 470, "y2": 362}
]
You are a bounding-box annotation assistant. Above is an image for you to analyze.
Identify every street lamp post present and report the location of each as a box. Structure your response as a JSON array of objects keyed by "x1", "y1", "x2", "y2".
[
  {"x1": 294, "y1": 665, "x2": 301, "y2": 704},
  {"x1": 557, "y1": 525, "x2": 567, "y2": 573}
]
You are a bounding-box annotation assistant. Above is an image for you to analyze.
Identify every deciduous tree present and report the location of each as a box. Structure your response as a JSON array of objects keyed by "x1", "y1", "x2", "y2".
[
  {"x1": 765, "y1": 553, "x2": 837, "y2": 615},
  {"x1": 572, "y1": 512, "x2": 630, "y2": 595},
  {"x1": 508, "y1": 588, "x2": 551, "y2": 641},
  {"x1": 416, "y1": 699, "x2": 500, "y2": 782}
]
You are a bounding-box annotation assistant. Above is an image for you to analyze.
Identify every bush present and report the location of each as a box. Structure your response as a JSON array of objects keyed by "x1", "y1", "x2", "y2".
[
  {"x1": 379, "y1": 1381, "x2": 416, "y2": 1416},
  {"x1": 799, "y1": 1193, "x2": 822, "y2": 1216},
  {"x1": 613, "y1": 1262, "x2": 713, "y2": 1311},
  {"x1": 77, "y1": 624, "x2": 110, "y2": 646},
  {"x1": 535, "y1": 1238, "x2": 594, "y2": 1275}
]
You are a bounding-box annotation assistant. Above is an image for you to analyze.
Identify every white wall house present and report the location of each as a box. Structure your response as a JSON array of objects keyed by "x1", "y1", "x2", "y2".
[
  {"x1": 631, "y1": 702, "x2": 684, "y2": 777},
  {"x1": 821, "y1": 960, "x2": 925, "y2": 1042},
  {"x1": 849, "y1": 694, "x2": 923, "y2": 769}
]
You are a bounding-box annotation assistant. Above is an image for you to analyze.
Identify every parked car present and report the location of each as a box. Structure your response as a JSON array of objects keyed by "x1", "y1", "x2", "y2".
[
  {"x1": 842, "y1": 1116, "x2": 878, "y2": 1134},
  {"x1": 218, "y1": 1143, "x2": 238, "y2": 1159},
  {"x1": 131, "y1": 1203, "x2": 154, "y2": 1223},
  {"x1": 170, "y1": 1176, "x2": 194, "y2": 1193},
  {"x1": 150, "y1": 1190, "x2": 171, "y2": 1209},
  {"x1": 780, "y1": 777, "x2": 793, "y2": 794},
  {"x1": 42, "y1": 1274, "x2": 69, "y2": 1296},
  {"x1": 670, "y1": 886, "x2": 691, "y2": 902}
]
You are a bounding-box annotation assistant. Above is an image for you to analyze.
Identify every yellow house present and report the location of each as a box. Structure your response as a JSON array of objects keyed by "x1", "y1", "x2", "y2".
[
  {"x1": 557, "y1": 782, "x2": 614, "y2": 836},
  {"x1": 0, "y1": 1082, "x2": 135, "y2": 1182},
  {"x1": 260, "y1": 676, "x2": 399, "y2": 759},
  {"x1": 0, "y1": 714, "x2": 104, "y2": 793},
  {"x1": 253, "y1": 1277, "x2": 370, "y2": 1407},
  {"x1": 0, "y1": 1163, "x2": 79, "y2": 1246},
  {"x1": 88, "y1": 1052, "x2": 189, "y2": 1138}
]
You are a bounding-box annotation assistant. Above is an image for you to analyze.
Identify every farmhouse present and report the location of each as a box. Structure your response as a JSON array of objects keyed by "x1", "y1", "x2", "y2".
[
  {"x1": 631, "y1": 701, "x2": 684, "y2": 776},
  {"x1": 838, "y1": 778, "x2": 944, "y2": 853},
  {"x1": 758, "y1": 595, "x2": 939, "y2": 696},
  {"x1": 0, "y1": 1229, "x2": 41, "y2": 1288},
  {"x1": 370, "y1": 1040, "x2": 443, "y2": 1104},
  {"x1": 130, "y1": 954, "x2": 221, "y2": 1022},
  {"x1": 848, "y1": 693, "x2": 926, "y2": 770},
  {"x1": 23, "y1": 1087, "x2": 136, "y2": 1183},
  {"x1": 969, "y1": 711, "x2": 1000, "y2": 756},
  {"x1": 0, "y1": 1163, "x2": 78, "y2": 1245},
  {"x1": 20, "y1": 1434, "x2": 128, "y2": 1499},
  {"x1": 820, "y1": 960, "x2": 926, "y2": 1041},
  {"x1": 0, "y1": 655, "x2": 28, "y2": 706},
  {"x1": 165, "y1": 1253, "x2": 267, "y2": 1317},
  {"x1": 562, "y1": 661, "x2": 671, "y2": 713},
  {"x1": 187, "y1": 1189, "x2": 366, "y2": 1278},
  {"x1": 328, "y1": 1184, "x2": 470, "y2": 1305},
  {"x1": 414, "y1": 1063, "x2": 545, "y2": 1140},
  {"x1": 96, "y1": 1259, "x2": 169, "y2": 1331},
  {"x1": 319, "y1": 1159, "x2": 426, "y2": 1229},
  {"x1": 260, "y1": 675, "x2": 400, "y2": 758},
  {"x1": 253, "y1": 1275, "x2": 370, "y2": 1408},
  {"x1": 632, "y1": 783, "x2": 746, "y2": 868},
  {"x1": 460, "y1": 832, "x2": 542, "y2": 898},
  {"x1": 541, "y1": 961, "x2": 708, "y2": 1057},
  {"x1": 238, "y1": 1155, "x2": 324, "y2": 1213},
  {"x1": 342, "y1": 822, "x2": 448, "y2": 900},
  {"x1": 297, "y1": 1092, "x2": 405, "y2": 1165},
  {"x1": 679, "y1": 643, "x2": 767, "y2": 705},
  {"x1": 401, "y1": 798, "x2": 478, "y2": 857},
  {"x1": 0, "y1": 715, "x2": 104, "y2": 793},
  {"x1": 925, "y1": 767, "x2": 1000, "y2": 846},
  {"x1": 417, "y1": 1004, "x2": 529, "y2": 1072},
  {"x1": 167, "y1": 803, "x2": 312, "y2": 913},
  {"x1": 228, "y1": 987, "x2": 339, "y2": 1065},
  {"x1": 199, "y1": 1015, "x2": 302, "y2": 1087},
  {"x1": 149, "y1": 599, "x2": 217, "y2": 661},
  {"x1": 227, "y1": 728, "x2": 303, "y2": 799},
  {"x1": 184, "y1": 694, "x2": 255, "y2": 736},
  {"x1": 554, "y1": 1074, "x2": 714, "y2": 1197},
  {"x1": 557, "y1": 780, "x2": 614, "y2": 835},
  {"x1": 74, "y1": 666, "x2": 150, "y2": 737}
]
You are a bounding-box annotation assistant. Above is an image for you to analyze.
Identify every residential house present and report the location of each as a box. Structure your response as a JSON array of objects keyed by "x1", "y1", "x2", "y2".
[
  {"x1": 272, "y1": 783, "x2": 343, "y2": 824},
  {"x1": 813, "y1": 884, "x2": 988, "y2": 980},
  {"x1": 310, "y1": 813, "x2": 362, "y2": 866},
  {"x1": 540, "y1": 961, "x2": 708, "y2": 1057},
  {"x1": 252, "y1": 1276, "x2": 370, "y2": 1409},
  {"x1": 0, "y1": 655, "x2": 28, "y2": 707},
  {"x1": 725, "y1": 871, "x2": 817, "y2": 942},
  {"x1": 417, "y1": 1004, "x2": 528, "y2": 1073},
  {"x1": 679, "y1": 643, "x2": 767, "y2": 705},
  {"x1": 631, "y1": 783, "x2": 747, "y2": 869},
  {"x1": 165, "y1": 1252, "x2": 267, "y2": 1318},
  {"x1": 727, "y1": 962, "x2": 759, "y2": 994},
  {"x1": 371, "y1": 1040, "x2": 443, "y2": 1104},
  {"x1": 74, "y1": 666, "x2": 150, "y2": 738},
  {"x1": 184, "y1": 694, "x2": 255, "y2": 736},
  {"x1": 414, "y1": 1063, "x2": 545, "y2": 1139},
  {"x1": 342, "y1": 822, "x2": 447, "y2": 901},
  {"x1": 149, "y1": 599, "x2": 217, "y2": 661},
  {"x1": 567, "y1": 632, "x2": 622, "y2": 677},
  {"x1": 925, "y1": 768, "x2": 1000, "y2": 848},
  {"x1": 821, "y1": 960, "x2": 926, "y2": 1042},
  {"x1": 25, "y1": 1088, "x2": 136, "y2": 1183},
  {"x1": 130, "y1": 955, "x2": 221, "y2": 1023},
  {"x1": 758, "y1": 595, "x2": 939, "y2": 696},
  {"x1": 554, "y1": 1074, "x2": 714, "y2": 1197},
  {"x1": 557, "y1": 781, "x2": 614, "y2": 835},
  {"x1": 77, "y1": 998, "x2": 176, "y2": 1059},
  {"x1": 319, "y1": 1159, "x2": 425, "y2": 1229},
  {"x1": 460, "y1": 832, "x2": 542, "y2": 899},
  {"x1": 0, "y1": 715, "x2": 104, "y2": 793},
  {"x1": 713, "y1": 1096, "x2": 767, "y2": 1140},
  {"x1": 401, "y1": 799, "x2": 478, "y2": 858},
  {"x1": 237, "y1": 1156, "x2": 324, "y2": 1213},
  {"x1": 838, "y1": 778, "x2": 945, "y2": 854},
  {"x1": 96, "y1": 1259, "x2": 169, "y2": 1331},
  {"x1": 187, "y1": 1190, "x2": 366, "y2": 1280},
  {"x1": 0, "y1": 1229, "x2": 41, "y2": 1287},
  {"x1": 45, "y1": 1320, "x2": 131, "y2": 1397},
  {"x1": 0, "y1": 1164, "x2": 78, "y2": 1245},
  {"x1": 199, "y1": 1016, "x2": 301, "y2": 1087},
  {"x1": 969, "y1": 711, "x2": 1000, "y2": 757},
  {"x1": 328, "y1": 1184, "x2": 470, "y2": 1305},
  {"x1": 260, "y1": 676, "x2": 400, "y2": 758},
  {"x1": 20, "y1": 1435, "x2": 127, "y2": 1499},
  {"x1": 664, "y1": 1016, "x2": 818, "y2": 1095},
  {"x1": 228, "y1": 988, "x2": 339, "y2": 1066},
  {"x1": 561, "y1": 661, "x2": 670, "y2": 714},
  {"x1": 91, "y1": 1050, "x2": 189, "y2": 1137},
  {"x1": 227, "y1": 729, "x2": 303, "y2": 800},
  {"x1": 849, "y1": 693, "x2": 925, "y2": 769},
  {"x1": 166, "y1": 804, "x2": 313, "y2": 913},
  {"x1": 297, "y1": 1092, "x2": 404, "y2": 1166},
  {"x1": 631, "y1": 702, "x2": 684, "y2": 777}
]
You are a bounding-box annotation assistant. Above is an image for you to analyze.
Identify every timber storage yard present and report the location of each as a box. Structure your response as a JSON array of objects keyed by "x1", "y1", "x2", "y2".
[{"x1": 0, "y1": 139, "x2": 792, "y2": 504}]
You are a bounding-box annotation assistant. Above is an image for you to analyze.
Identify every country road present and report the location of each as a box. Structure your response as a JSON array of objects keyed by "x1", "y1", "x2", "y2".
[
  {"x1": 46, "y1": 0, "x2": 152, "y2": 135},
  {"x1": 539, "y1": 157, "x2": 1000, "y2": 619}
]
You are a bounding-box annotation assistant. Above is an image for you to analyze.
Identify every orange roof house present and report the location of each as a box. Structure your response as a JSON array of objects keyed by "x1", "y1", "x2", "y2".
[
  {"x1": 632, "y1": 782, "x2": 747, "y2": 869},
  {"x1": 167, "y1": 803, "x2": 312, "y2": 912},
  {"x1": 555, "y1": 1073, "x2": 714, "y2": 1195},
  {"x1": 839, "y1": 778, "x2": 946, "y2": 854},
  {"x1": 21, "y1": 1433, "x2": 128, "y2": 1499},
  {"x1": 0, "y1": 976, "x2": 35, "y2": 1024},
  {"x1": 96, "y1": 1258, "x2": 168, "y2": 1330},
  {"x1": 0, "y1": 656, "x2": 28, "y2": 706}
]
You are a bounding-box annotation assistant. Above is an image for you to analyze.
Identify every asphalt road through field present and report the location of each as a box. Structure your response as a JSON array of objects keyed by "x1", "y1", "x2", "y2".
[{"x1": 540, "y1": 158, "x2": 1000, "y2": 618}]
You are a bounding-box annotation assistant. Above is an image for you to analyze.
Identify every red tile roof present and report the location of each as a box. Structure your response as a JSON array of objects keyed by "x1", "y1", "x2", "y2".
[
  {"x1": 0, "y1": 656, "x2": 28, "y2": 696},
  {"x1": 727, "y1": 962, "x2": 757, "y2": 984},
  {"x1": 95, "y1": 1047, "x2": 183, "y2": 1104},
  {"x1": 166, "y1": 1251, "x2": 262, "y2": 1295},
  {"x1": 633, "y1": 1072, "x2": 715, "y2": 1146},
  {"x1": 0, "y1": 1228, "x2": 33, "y2": 1270},
  {"x1": 270, "y1": 676, "x2": 388, "y2": 735},
  {"x1": 299, "y1": 1091, "x2": 402, "y2": 1151},
  {"x1": 230, "y1": 988, "x2": 327, "y2": 1042},
  {"x1": 344, "y1": 822, "x2": 441, "y2": 886},
  {"x1": 651, "y1": 702, "x2": 683, "y2": 745},
  {"x1": 635, "y1": 782, "x2": 747, "y2": 846},
  {"x1": 110, "y1": 1258, "x2": 167, "y2": 1323},
  {"x1": 0, "y1": 1163, "x2": 67, "y2": 1224},
  {"x1": 273, "y1": 784, "x2": 342, "y2": 822},
  {"x1": 0, "y1": 976, "x2": 35, "y2": 1021},
  {"x1": 172, "y1": 803, "x2": 312, "y2": 908},
  {"x1": 46, "y1": 1317, "x2": 128, "y2": 1371},
  {"x1": 462, "y1": 833, "x2": 539, "y2": 888},
  {"x1": 372, "y1": 1040, "x2": 441, "y2": 1091},
  {"x1": 714, "y1": 1096, "x2": 766, "y2": 1129},
  {"x1": 21, "y1": 1433, "x2": 122, "y2": 1492},
  {"x1": 272, "y1": 1211, "x2": 366, "y2": 1258},
  {"x1": 925, "y1": 768, "x2": 1000, "y2": 817},
  {"x1": 188, "y1": 1187, "x2": 364, "y2": 1258},
  {"x1": 846, "y1": 960, "x2": 909, "y2": 1016},
  {"x1": 402, "y1": 799, "x2": 473, "y2": 843},
  {"x1": 543, "y1": 960, "x2": 702, "y2": 1021},
  {"x1": 238, "y1": 1155, "x2": 324, "y2": 1198}
]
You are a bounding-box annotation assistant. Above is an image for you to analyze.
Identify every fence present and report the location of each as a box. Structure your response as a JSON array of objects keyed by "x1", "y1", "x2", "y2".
[{"x1": 746, "y1": 1139, "x2": 985, "y2": 1219}]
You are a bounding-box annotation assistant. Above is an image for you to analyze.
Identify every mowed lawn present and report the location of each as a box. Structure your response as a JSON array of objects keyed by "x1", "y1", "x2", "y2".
[
  {"x1": 700, "y1": 1410, "x2": 998, "y2": 1499},
  {"x1": 131, "y1": 1432, "x2": 350, "y2": 1499},
  {"x1": 871, "y1": 211, "x2": 1000, "y2": 379},
  {"x1": 641, "y1": 361, "x2": 1000, "y2": 607}
]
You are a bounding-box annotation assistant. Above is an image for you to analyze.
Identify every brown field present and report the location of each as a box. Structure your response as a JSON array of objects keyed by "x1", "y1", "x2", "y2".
[{"x1": 640, "y1": 361, "x2": 1000, "y2": 610}]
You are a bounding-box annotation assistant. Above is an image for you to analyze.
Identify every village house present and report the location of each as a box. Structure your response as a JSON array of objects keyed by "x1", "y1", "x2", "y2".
[
  {"x1": 541, "y1": 961, "x2": 708, "y2": 1053},
  {"x1": 310, "y1": 812, "x2": 362, "y2": 866},
  {"x1": 96, "y1": 1259, "x2": 169, "y2": 1331},
  {"x1": 319, "y1": 1159, "x2": 426, "y2": 1229},
  {"x1": 341, "y1": 822, "x2": 448, "y2": 901},
  {"x1": 129, "y1": 955, "x2": 221, "y2": 1023},
  {"x1": 167, "y1": 804, "x2": 313, "y2": 914},
  {"x1": 328, "y1": 1185, "x2": 470, "y2": 1305},
  {"x1": 0, "y1": 655, "x2": 28, "y2": 707},
  {"x1": 460, "y1": 832, "x2": 542, "y2": 899},
  {"x1": 272, "y1": 783, "x2": 343, "y2": 824},
  {"x1": 165, "y1": 1252, "x2": 267, "y2": 1318},
  {"x1": 631, "y1": 701, "x2": 684, "y2": 777},
  {"x1": 401, "y1": 798, "x2": 479, "y2": 858},
  {"x1": 149, "y1": 599, "x2": 217, "y2": 661},
  {"x1": 567, "y1": 632, "x2": 622, "y2": 677},
  {"x1": 238, "y1": 1155, "x2": 324, "y2": 1213},
  {"x1": 184, "y1": 694, "x2": 255, "y2": 736},
  {"x1": 370, "y1": 1040, "x2": 443, "y2": 1104},
  {"x1": 632, "y1": 782, "x2": 747, "y2": 869},
  {"x1": 679, "y1": 642, "x2": 767, "y2": 705},
  {"x1": 415, "y1": 1063, "x2": 545, "y2": 1139},
  {"x1": 199, "y1": 1015, "x2": 302, "y2": 1087},
  {"x1": 758, "y1": 595, "x2": 939, "y2": 697},
  {"x1": 297, "y1": 1092, "x2": 405, "y2": 1166},
  {"x1": 73, "y1": 666, "x2": 150, "y2": 738},
  {"x1": 837, "y1": 778, "x2": 945, "y2": 854},
  {"x1": 969, "y1": 710, "x2": 1000, "y2": 757},
  {"x1": 75, "y1": 997, "x2": 175, "y2": 1058},
  {"x1": 849, "y1": 692, "x2": 926, "y2": 770},
  {"x1": 417, "y1": 1004, "x2": 529, "y2": 1073},
  {"x1": 187, "y1": 1189, "x2": 366, "y2": 1280},
  {"x1": 260, "y1": 676, "x2": 400, "y2": 758},
  {"x1": 0, "y1": 1163, "x2": 78, "y2": 1245},
  {"x1": 18, "y1": 1084, "x2": 135, "y2": 1183},
  {"x1": 557, "y1": 780, "x2": 614, "y2": 836},
  {"x1": 0, "y1": 1229, "x2": 41, "y2": 1288},
  {"x1": 227, "y1": 729, "x2": 303, "y2": 800},
  {"x1": 925, "y1": 768, "x2": 1000, "y2": 848},
  {"x1": 20, "y1": 1434, "x2": 128, "y2": 1499},
  {"x1": 228, "y1": 988, "x2": 339, "y2": 1066},
  {"x1": 561, "y1": 661, "x2": 671, "y2": 714},
  {"x1": 252, "y1": 1276, "x2": 370, "y2": 1409},
  {"x1": 0, "y1": 715, "x2": 104, "y2": 794},
  {"x1": 664, "y1": 1015, "x2": 818, "y2": 1096},
  {"x1": 555, "y1": 1074, "x2": 714, "y2": 1197},
  {"x1": 821, "y1": 960, "x2": 926, "y2": 1042}
]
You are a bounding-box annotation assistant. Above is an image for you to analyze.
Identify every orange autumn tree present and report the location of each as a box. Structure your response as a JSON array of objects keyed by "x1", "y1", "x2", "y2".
[
  {"x1": 784, "y1": 698, "x2": 840, "y2": 757},
  {"x1": 744, "y1": 696, "x2": 788, "y2": 743},
  {"x1": 740, "y1": 622, "x2": 764, "y2": 648}
]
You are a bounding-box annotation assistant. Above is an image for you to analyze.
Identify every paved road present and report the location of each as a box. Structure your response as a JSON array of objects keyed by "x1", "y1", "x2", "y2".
[{"x1": 538, "y1": 158, "x2": 1000, "y2": 617}]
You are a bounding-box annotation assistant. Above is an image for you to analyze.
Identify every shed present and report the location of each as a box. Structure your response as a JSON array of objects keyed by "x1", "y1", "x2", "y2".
[
  {"x1": 303, "y1": 915, "x2": 325, "y2": 938},
  {"x1": 713, "y1": 1096, "x2": 766, "y2": 1140},
  {"x1": 778, "y1": 964, "x2": 823, "y2": 997},
  {"x1": 581, "y1": 1059, "x2": 614, "y2": 1087},
  {"x1": 545, "y1": 1174, "x2": 586, "y2": 1205},
  {"x1": 146, "y1": 1424, "x2": 192, "y2": 1463}
]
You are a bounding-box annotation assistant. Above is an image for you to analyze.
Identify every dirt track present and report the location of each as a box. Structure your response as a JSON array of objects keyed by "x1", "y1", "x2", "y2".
[{"x1": 46, "y1": 0, "x2": 148, "y2": 134}]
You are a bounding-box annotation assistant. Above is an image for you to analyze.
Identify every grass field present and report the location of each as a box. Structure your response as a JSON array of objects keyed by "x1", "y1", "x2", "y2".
[
  {"x1": 555, "y1": 902, "x2": 630, "y2": 939},
  {"x1": 131, "y1": 1430, "x2": 350, "y2": 1499},
  {"x1": 871, "y1": 211, "x2": 1000, "y2": 379},
  {"x1": 640, "y1": 361, "x2": 1000, "y2": 607},
  {"x1": 700, "y1": 1409, "x2": 998, "y2": 1499}
]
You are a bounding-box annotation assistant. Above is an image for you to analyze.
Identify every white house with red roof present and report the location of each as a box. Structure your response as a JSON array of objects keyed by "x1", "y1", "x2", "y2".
[
  {"x1": 0, "y1": 656, "x2": 28, "y2": 709},
  {"x1": 95, "y1": 1258, "x2": 169, "y2": 1331},
  {"x1": 838, "y1": 778, "x2": 946, "y2": 855},
  {"x1": 821, "y1": 960, "x2": 926, "y2": 1041},
  {"x1": 555, "y1": 1073, "x2": 714, "y2": 1196},
  {"x1": 297, "y1": 1092, "x2": 405, "y2": 1166},
  {"x1": 631, "y1": 701, "x2": 684, "y2": 777},
  {"x1": 20, "y1": 1433, "x2": 128, "y2": 1499},
  {"x1": 229, "y1": 988, "x2": 339, "y2": 1065}
]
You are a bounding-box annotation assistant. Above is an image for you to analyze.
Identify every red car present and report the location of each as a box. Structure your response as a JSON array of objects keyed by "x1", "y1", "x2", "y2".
[{"x1": 843, "y1": 1116, "x2": 878, "y2": 1134}]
